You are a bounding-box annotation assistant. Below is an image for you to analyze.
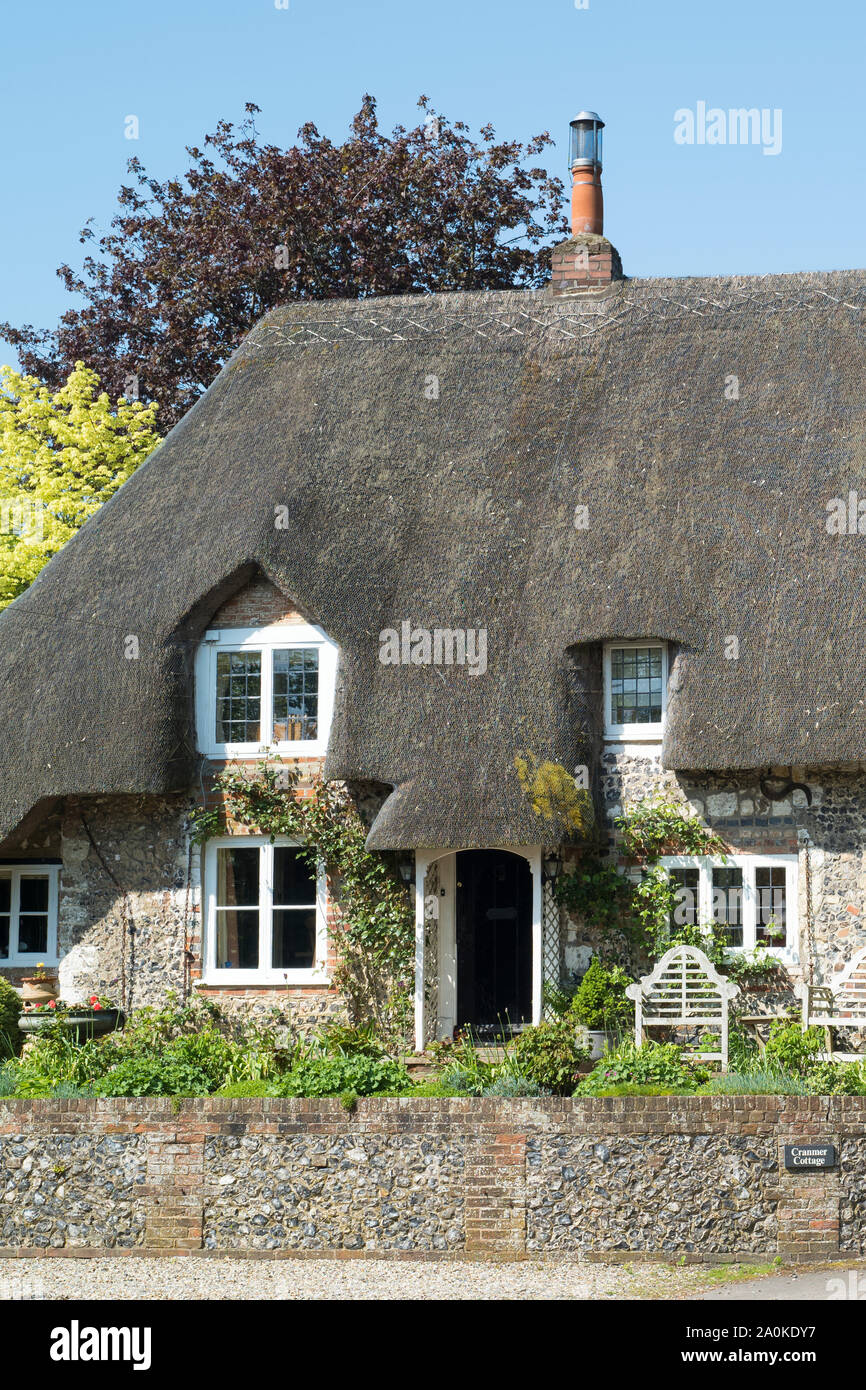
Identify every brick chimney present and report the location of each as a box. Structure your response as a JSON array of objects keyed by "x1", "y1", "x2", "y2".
[{"x1": 550, "y1": 111, "x2": 623, "y2": 295}]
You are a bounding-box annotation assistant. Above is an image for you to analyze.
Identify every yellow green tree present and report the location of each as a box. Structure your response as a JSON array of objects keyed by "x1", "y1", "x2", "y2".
[{"x1": 0, "y1": 362, "x2": 160, "y2": 609}]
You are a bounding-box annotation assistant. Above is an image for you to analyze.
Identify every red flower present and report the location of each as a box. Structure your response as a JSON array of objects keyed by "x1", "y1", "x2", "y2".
[
  {"x1": 93, "y1": 1003, "x2": 102, "y2": 1011},
  {"x1": 48, "y1": 1000, "x2": 56, "y2": 1009},
  {"x1": 89, "y1": 995, "x2": 99, "y2": 1005}
]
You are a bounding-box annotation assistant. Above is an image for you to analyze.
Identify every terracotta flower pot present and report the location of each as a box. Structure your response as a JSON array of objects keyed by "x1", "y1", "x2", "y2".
[{"x1": 19, "y1": 976, "x2": 59, "y2": 1005}]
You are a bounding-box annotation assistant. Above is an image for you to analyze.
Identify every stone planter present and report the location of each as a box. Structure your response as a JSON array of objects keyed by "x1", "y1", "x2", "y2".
[
  {"x1": 588, "y1": 1029, "x2": 619, "y2": 1061},
  {"x1": 19, "y1": 976, "x2": 59, "y2": 1005},
  {"x1": 18, "y1": 1008, "x2": 123, "y2": 1043}
]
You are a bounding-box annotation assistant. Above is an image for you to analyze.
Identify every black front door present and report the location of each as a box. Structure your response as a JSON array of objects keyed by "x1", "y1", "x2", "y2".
[{"x1": 456, "y1": 849, "x2": 532, "y2": 1034}]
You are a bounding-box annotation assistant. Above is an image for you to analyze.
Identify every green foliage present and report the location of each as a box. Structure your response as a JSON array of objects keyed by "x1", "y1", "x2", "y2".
[
  {"x1": 579, "y1": 1083, "x2": 691, "y2": 1097},
  {"x1": 0, "y1": 977, "x2": 22, "y2": 1058},
  {"x1": 765, "y1": 1021, "x2": 825, "y2": 1075},
  {"x1": 555, "y1": 858, "x2": 633, "y2": 930},
  {"x1": 542, "y1": 980, "x2": 578, "y2": 1018},
  {"x1": 576, "y1": 1041, "x2": 700, "y2": 1096},
  {"x1": 480, "y1": 1075, "x2": 548, "y2": 1098},
  {"x1": 0, "y1": 363, "x2": 160, "y2": 608},
  {"x1": 804, "y1": 1060, "x2": 866, "y2": 1096},
  {"x1": 703, "y1": 1070, "x2": 811, "y2": 1096},
  {"x1": 506, "y1": 1020, "x2": 591, "y2": 1095},
  {"x1": 215, "y1": 1079, "x2": 274, "y2": 1098},
  {"x1": 275, "y1": 1054, "x2": 412, "y2": 1098},
  {"x1": 94, "y1": 1030, "x2": 236, "y2": 1097},
  {"x1": 616, "y1": 798, "x2": 726, "y2": 862},
  {"x1": 570, "y1": 958, "x2": 633, "y2": 1031},
  {"x1": 193, "y1": 763, "x2": 414, "y2": 1044},
  {"x1": 725, "y1": 946, "x2": 785, "y2": 985},
  {"x1": 726, "y1": 1023, "x2": 762, "y2": 1073},
  {"x1": 0, "y1": 1063, "x2": 19, "y2": 1096}
]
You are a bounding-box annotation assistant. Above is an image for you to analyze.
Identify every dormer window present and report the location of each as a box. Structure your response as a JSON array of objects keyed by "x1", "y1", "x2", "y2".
[
  {"x1": 195, "y1": 624, "x2": 338, "y2": 758},
  {"x1": 604, "y1": 640, "x2": 668, "y2": 740}
]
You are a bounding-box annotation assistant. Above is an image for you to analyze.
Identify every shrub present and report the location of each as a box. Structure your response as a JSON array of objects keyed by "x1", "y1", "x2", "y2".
[
  {"x1": 0, "y1": 977, "x2": 22, "y2": 1058},
  {"x1": 440, "y1": 1064, "x2": 485, "y2": 1096},
  {"x1": 570, "y1": 958, "x2": 633, "y2": 1031},
  {"x1": 576, "y1": 1041, "x2": 699, "y2": 1096},
  {"x1": 804, "y1": 1060, "x2": 866, "y2": 1096},
  {"x1": 94, "y1": 1029, "x2": 236, "y2": 1097},
  {"x1": 704, "y1": 1069, "x2": 811, "y2": 1096},
  {"x1": 275, "y1": 1054, "x2": 411, "y2": 1098},
  {"x1": 507, "y1": 1020, "x2": 590, "y2": 1095},
  {"x1": 481, "y1": 1075, "x2": 548, "y2": 1098},
  {"x1": 765, "y1": 1021, "x2": 825, "y2": 1074},
  {"x1": 318, "y1": 1023, "x2": 388, "y2": 1058}
]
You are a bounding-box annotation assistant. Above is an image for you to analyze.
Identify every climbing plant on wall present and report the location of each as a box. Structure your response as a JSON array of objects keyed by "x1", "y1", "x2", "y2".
[
  {"x1": 556, "y1": 796, "x2": 729, "y2": 967},
  {"x1": 192, "y1": 762, "x2": 414, "y2": 1044}
]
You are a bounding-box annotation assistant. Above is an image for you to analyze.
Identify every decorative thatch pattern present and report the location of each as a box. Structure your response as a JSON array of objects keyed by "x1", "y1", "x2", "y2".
[{"x1": 1, "y1": 272, "x2": 864, "y2": 849}]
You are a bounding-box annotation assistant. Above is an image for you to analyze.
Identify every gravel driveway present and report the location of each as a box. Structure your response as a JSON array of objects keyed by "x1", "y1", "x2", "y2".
[{"x1": 0, "y1": 1256, "x2": 728, "y2": 1301}]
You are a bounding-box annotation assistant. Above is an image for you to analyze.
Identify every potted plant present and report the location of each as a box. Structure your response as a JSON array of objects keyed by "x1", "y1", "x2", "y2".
[
  {"x1": 19, "y1": 962, "x2": 59, "y2": 1005},
  {"x1": 18, "y1": 994, "x2": 123, "y2": 1043},
  {"x1": 570, "y1": 958, "x2": 634, "y2": 1059}
]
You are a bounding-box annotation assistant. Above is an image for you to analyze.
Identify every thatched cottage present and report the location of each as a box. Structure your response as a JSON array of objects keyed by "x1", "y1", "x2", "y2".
[{"x1": 1, "y1": 114, "x2": 865, "y2": 1049}]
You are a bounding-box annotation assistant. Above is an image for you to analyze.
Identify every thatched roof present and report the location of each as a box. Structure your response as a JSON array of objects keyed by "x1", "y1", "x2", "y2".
[{"x1": 1, "y1": 270, "x2": 865, "y2": 849}]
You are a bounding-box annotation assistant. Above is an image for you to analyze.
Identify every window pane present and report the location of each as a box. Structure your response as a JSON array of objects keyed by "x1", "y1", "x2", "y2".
[
  {"x1": 215, "y1": 651, "x2": 262, "y2": 743},
  {"x1": 272, "y1": 909, "x2": 316, "y2": 970},
  {"x1": 712, "y1": 866, "x2": 743, "y2": 947},
  {"x1": 216, "y1": 847, "x2": 259, "y2": 907},
  {"x1": 0, "y1": 878, "x2": 10, "y2": 915},
  {"x1": 18, "y1": 916, "x2": 48, "y2": 954},
  {"x1": 273, "y1": 848, "x2": 316, "y2": 906},
  {"x1": 0, "y1": 916, "x2": 8, "y2": 959},
  {"x1": 273, "y1": 648, "x2": 319, "y2": 741},
  {"x1": 19, "y1": 877, "x2": 48, "y2": 913},
  {"x1": 668, "y1": 867, "x2": 699, "y2": 931},
  {"x1": 216, "y1": 910, "x2": 260, "y2": 969},
  {"x1": 755, "y1": 866, "x2": 787, "y2": 943},
  {"x1": 611, "y1": 646, "x2": 663, "y2": 725}
]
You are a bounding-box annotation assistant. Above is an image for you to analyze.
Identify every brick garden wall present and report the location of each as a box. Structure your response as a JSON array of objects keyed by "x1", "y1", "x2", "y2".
[{"x1": 1, "y1": 1097, "x2": 864, "y2": 1263}]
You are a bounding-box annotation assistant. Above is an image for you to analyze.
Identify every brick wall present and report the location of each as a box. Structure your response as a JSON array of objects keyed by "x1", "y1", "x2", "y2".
[
  {"x1": 209, "y1": 576, "x2": 306, "y2": 629},
  {"x1": 1, "y1": 1097, "x2": 863, "y2": 1262}
]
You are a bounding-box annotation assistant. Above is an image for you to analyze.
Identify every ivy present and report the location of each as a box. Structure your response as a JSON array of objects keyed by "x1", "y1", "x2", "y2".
[
  {"x1": 615, "y1": 796, "x2": 726, "y2": 861},
  {"x1": 192, "y1": 762, "x2": 414, "y2": 1044},
  {"x1": 556, "y1": 797, "x2": 753, "y2": 974}
]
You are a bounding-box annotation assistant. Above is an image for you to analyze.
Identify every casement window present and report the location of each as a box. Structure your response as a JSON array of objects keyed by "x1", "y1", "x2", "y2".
[
  {"x1": 604, "y1": 641, "x2": 668, "y2": 740},
  {"x1": 660, "y1": 855, "x2": 798, "y2": 955},
  {"x1": 202, "y1": 837, "x2": 328, "y2": 984},
  {"x1": 195, "y1": 624, "x2": 338, "y2": 758},
  {"x1": 0, "y1": 865, "x2": 60, "y2": 966}
]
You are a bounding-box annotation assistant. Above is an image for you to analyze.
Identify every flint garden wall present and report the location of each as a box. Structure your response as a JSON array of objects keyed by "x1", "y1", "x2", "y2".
[{"x1": 1, "y1": 1097, "x2": 865, "y2": 1262}]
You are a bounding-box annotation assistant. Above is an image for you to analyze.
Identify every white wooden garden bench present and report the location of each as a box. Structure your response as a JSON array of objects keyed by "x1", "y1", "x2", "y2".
[
  {"x1": 796, "y1": 945, "x2": 866, "y2": 1061},
  {"x1": 626, "y1": 944, "x2": 740, "y2": 1072}
]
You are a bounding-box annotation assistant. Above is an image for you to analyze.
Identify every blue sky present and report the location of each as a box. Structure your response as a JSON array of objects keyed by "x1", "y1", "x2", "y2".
[{"x1": 1, "y1": 0, "x2": 863, "y2": 369}]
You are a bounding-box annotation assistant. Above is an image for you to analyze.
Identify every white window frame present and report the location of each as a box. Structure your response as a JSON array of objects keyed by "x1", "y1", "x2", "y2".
[
  {"x1": 603, "y1": 640, "x2": 668, "y2": 741},
  {"x1": 659, "y1": 854, "x2": 798, "y2": 959},
  {"x1": 195, "y1": 624, "x2": 338, "y2": 759},
  {"x1": 0, "y1": 864, "x2": 60, "y2": 967},
  {"x1": 202, "y1": 836, "x2": 329, "y2": 985}
]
